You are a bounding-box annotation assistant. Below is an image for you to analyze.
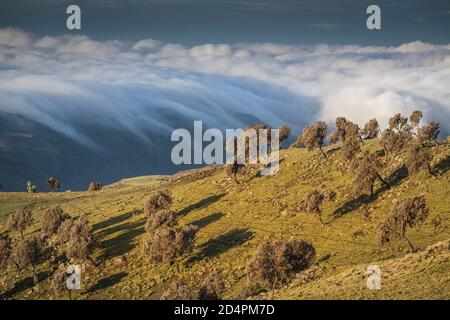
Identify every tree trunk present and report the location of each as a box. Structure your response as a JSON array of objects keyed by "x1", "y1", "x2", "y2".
[
  {"x1": 318, "y1": 216, "x2": 326, "y2": 226},
  {"x1": 31, "y1": 262, "x2": 39, "y2": 285},
  {"x1": 319, "y1": 146, "x2": 326, "y2": 158},
  {"x1": 404, "y1": 236, "x2": 415, "y2": 253},
  {"x1": 370, "y1": 184, "x2": 374, "y2": 198},
  {"x1": 376, "y1": 172, "x2": 390, "y2": 188}
]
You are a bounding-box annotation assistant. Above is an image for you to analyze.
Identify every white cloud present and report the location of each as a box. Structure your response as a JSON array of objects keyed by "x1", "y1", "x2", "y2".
[{"x1": 0, "y1": 27, "x2": 449, "y2": 147}]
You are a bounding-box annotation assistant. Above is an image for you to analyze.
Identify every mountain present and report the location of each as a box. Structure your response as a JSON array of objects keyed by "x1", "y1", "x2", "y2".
[{"x1": 0, "y1": 138, "x2": 448, "y2": 299}]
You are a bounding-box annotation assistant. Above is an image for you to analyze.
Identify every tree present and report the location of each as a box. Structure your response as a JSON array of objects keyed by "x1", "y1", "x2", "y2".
[
  {"x1": 294, "y1": 121, "x2": 327, "y2": 157},
  {"x1": 52, "y1": 264, "x2": 73, "y2": 300},
  {"x1": 11, "y1": 235, "x2": 46, "y2": 285},
  {"x1": 0, "y1": 234, "x2": 11, "y2": 270},
  {"x1": 26, "y1": 181, "x2": 37, "y2": 193},
  {"x1": 389, "y1": 113, "x2": 408, "y2": 132},
  {"x1": 409, "y1": 111, "x2": 423, "y2": 132},
  {"x1": 354, "y1": 151, "x2": 390, "y2": 197},
  {"x1": 361, "y1": 119, "x2": 380, "y2": 139},
  {"x1": 42, "y1": 206, "x2": 70, "y2": 238},
  {"x1": 278, "y1": 124, "x2": 292, "y2": 148},
  {"x1": 225, "y1": 160, "x2": 244, "y2": 184},
  {"x1": 57, "y1": 218, "x2": 75, "y2": 245},
  {"x1": 66, "y1": 214, "x2": 95, "y2": 262},
  {"x1": 298, "y1": 190, "x2": 327, "y2": 225},
  {"x1": 145, "y1": 209, "x2": 177, "y2": 232},
  {"x1": 198, "y1": 271, "x2": 225, "y2": 300},
  {"x1": 47, "y1": 177, "x2": 60, "y2": 191},
  {"x1": 377, "y1": 196, "x2": 429, "y2": 253},
  {"x1": 143, "y1": 190, "x2": 173, "y2": 217},
  {"x1": 405, "y1": 144, "x2": 433, "y2": 176},
  {"x1": 160, "y1": 279, "x2": 194, "y2": 300},
  {"x1": 7, "y1": 208, "x2": 33, "y2": 238},
  {"x1": 341, "y1": 134, "x2": 362, "y2": 165},
  {"x1": 246, "y1": 240, "x2": 316, "y2": 290},
  {"x1": 380, "y1": 128, "x2": 411, "y2": 155},
  {"x1": 418, "y1": 121, "x2": 440, "y2": 144},
  {"x1": 143, "y1": 225, "x2": 197, "y2": 266},
  {"x1": 87, "y1": 181, "x2": 102, "y2": 191}
]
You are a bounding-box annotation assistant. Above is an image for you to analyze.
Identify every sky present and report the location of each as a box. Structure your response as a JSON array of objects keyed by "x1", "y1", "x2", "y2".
[
  {"x1": 0, "y1": 1, "x2": 449, "y2": 146},
  {"x1": 0, "y1": 0, "x2": 449, "y2": 45}
]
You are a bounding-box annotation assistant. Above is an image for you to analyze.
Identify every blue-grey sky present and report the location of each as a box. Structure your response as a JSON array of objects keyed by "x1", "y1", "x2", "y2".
[{"x1": 0, "y1": 0, "x2": 449, "y2": 45}]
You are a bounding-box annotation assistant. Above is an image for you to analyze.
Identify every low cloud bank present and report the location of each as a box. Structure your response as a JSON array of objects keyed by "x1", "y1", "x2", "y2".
[{"x1": 1, "y1": 27, "x2": 449, "y2": 148}]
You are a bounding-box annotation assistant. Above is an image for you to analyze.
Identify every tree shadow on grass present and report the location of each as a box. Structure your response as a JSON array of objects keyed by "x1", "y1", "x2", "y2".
[
  {"x1": 0, "y1": 271, "x2": 51, "y2": 300},
  {"x1": 98, "y1": 219, "x2": 145, "y2": 260},
  {"x1": 93, "y1": 209, "x2": 142, "y2": 232},
  {"x1": 178, "y1": 194, "x2": 225, "y2": 217},
  {"x1": 86, "y1": 272, "x2": 128, "y2": 294},
  {"x1": 434, "y1": 155, "x2": 450, "y2": 175},
  {"x1": 190, "y1": 212, "x2": 224, "y2": 229},
  {"x1": 331, "y1": 165, "x2": 408, "y2": 220},
  {"x1": 188, "y1": 228, "x2": 254, "y2": 263}
]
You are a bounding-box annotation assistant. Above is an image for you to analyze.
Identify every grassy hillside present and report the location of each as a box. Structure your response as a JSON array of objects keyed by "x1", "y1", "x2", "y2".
[{"x1": 0, "y1": 139, "x2": 449, "y2": 300}]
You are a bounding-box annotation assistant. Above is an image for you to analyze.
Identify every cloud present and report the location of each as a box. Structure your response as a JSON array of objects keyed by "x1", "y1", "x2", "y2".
[{"x1": 0, "y1": 27, "x2": 449, "y2": 149}]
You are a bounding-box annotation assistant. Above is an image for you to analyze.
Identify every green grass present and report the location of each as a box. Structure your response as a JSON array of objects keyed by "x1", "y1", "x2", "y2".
[{"x1": 0, "y1": 139, "x2": 449, "y2": 300}]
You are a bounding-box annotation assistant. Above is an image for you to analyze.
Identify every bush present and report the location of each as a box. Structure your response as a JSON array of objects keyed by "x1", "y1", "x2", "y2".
[
  {"x1": 145, "y1": 209, "x2": 177, "y2": 232},
  {"x1": 11, "y1": 235, "x2": 46, "y2": 284},
  {"x1": 7, "y1": 208, "x2": 33, "y2": 238},
  {"x1": 377, "y1": 196, "x2": 429, "y2": 253},
  {"x1": 144, "y1": 190, "x2": 172, "y2": 217},
  {"x1": 52, "y1": 265, "x2": 72, "y2": 299},
  {"x1": 418, "y1": 121, "x2": 440, "y2": 144},
  {"x1": 160, "y1": 279, "x2": 194, "y2": 300},
  {"x1": 57, "y1": 218, "x2": 75, "y2": 245},
  {"x1": 247, "y1": 240, "x2": 316, "y2": 290},
  {"x1": 298, "y1": 190, "x2": 327, "y2": 225},
  {"x1": 87, "y1": 181, "x2": 102, "y2": 192},
  {"x1": 353, "y1": 151, "x2": 389, "y2": 197},
  {"x1": 198, "y1": 271, "x2": 225, "y2": 300},
  {"x1": 42, "y1": 206, "x2": 70, "y2": 238},
  {"x1": 278, "y1": 124, "x2": 292, "y2": 147},
  {"x1": 143, "y1": 225, "x2": 197, "y2": 265}
]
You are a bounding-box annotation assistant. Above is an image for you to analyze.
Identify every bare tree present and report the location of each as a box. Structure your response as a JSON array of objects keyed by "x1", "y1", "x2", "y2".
[
  {"x1": 377, "y1": 196, "x2": 429, "y2": 253},
  {"x1": 409, "y1": 111, "x2": 423, "y2": 132}
]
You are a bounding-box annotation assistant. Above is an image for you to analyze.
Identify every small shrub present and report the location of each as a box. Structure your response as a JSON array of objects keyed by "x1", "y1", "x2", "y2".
[
  {"x1": 87, "y1": 181, "x2": 102, "y2": 192},
  {"x1": 294, "y1": 121, "x2": 327, "y2": 157},
  {"x1": 66, "y1": 214, "x2": 95, "y2": 261},
  {"x1": 418, "y1": 121, "x2": 440, "y2": 144},
  {"x1": 52, "y1": 265, "x2": 73, "y2": 299},
  {"x1": 47, "y1": 177, "x2": 60, "y2": 191},
  {"x1": 361, "y1": 119, "x2": 380, "y2": 139},
  {"x1": 198, "y1": 271, "x2": 225, "y2": 300},
  {"x1": 405, "y1": 144, "x2": 433, "y2": 175},
  {"x1": 298, "y1": 190, "x2": 327, "y2": 225},
  {"x1": 0, "y1": 234, "x2": 11, "y2": 270},
  {"x1": 160, "y1": 279, "x2": 194, "y2": 300},
  {"x1": 247, "y1": 240, "x2": 316, "y2": 290},
  {"x1": 145, "y1": 209, "x2": 177, "y2": 232}
]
